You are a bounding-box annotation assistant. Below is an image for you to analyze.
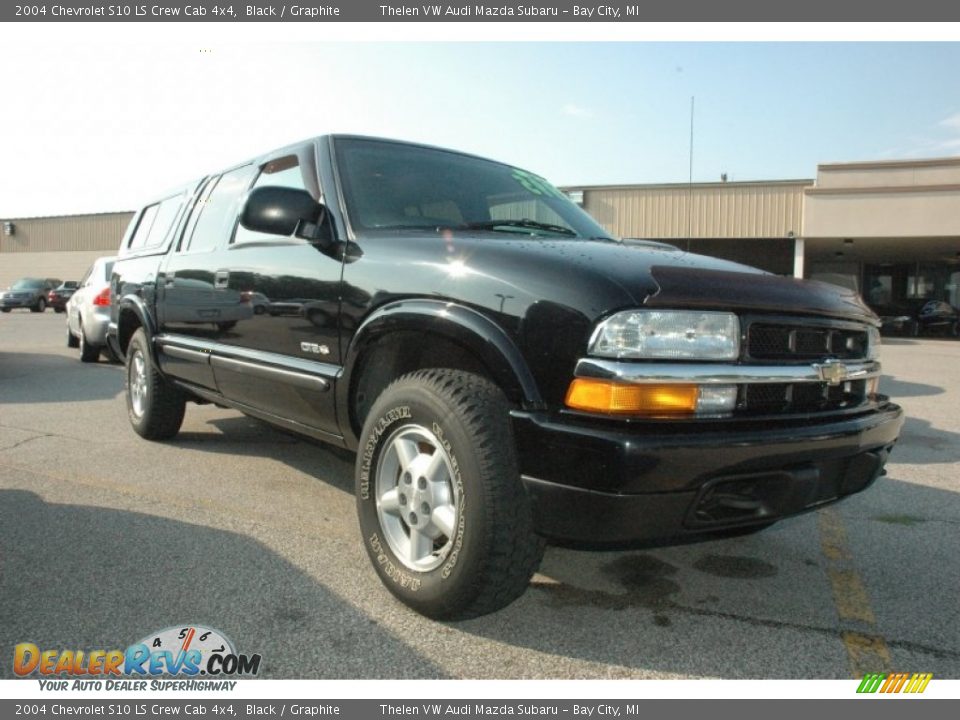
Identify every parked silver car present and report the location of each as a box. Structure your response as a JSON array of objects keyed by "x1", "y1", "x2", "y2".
[{"x1": 66, "y1": 256, "x2": 117, "y2": 362}]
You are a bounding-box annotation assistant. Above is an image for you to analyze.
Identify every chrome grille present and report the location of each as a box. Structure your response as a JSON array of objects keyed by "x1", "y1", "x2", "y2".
[{"x1": 740, "y1": 316, "x2": 872, "y2": 415}]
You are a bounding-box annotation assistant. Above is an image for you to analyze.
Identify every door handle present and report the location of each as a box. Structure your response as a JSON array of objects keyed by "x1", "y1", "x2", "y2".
[{"x1": 214, "y1": 271, "x2": 230, "y2": 289}]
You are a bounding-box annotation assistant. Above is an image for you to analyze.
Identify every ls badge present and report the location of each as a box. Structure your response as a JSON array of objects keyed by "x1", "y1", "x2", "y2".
[{"x1": 301, "y1": 342, "x2": 330, "y2": 356}]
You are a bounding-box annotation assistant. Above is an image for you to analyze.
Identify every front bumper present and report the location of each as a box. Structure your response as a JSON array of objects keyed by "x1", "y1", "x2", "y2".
[{"x1": 513, "y1": 402, "x2": 903, "y2": 544}]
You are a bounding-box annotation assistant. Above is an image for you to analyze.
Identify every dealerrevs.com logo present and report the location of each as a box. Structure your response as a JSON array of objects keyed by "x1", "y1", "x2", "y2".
[{"x1": 14, "y1": 625, "x2": 261, "y2": 690}]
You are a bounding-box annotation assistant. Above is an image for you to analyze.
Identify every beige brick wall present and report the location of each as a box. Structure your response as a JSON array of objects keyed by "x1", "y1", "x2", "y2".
[{"x1": 0, "y1": 251, "x2": 113, "y2": 290}]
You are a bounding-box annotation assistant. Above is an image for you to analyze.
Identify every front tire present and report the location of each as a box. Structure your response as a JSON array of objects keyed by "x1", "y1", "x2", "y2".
[
  {"x1": 356, "y1": 369, "x2": 543, "y2": 620},
  {"x1": 125, "y1": 328, "x2": 186, "y2": 440}
]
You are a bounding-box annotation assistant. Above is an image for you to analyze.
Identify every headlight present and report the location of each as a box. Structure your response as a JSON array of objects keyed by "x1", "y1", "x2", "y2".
[
  {"x1": 866, "y1": 326, "x2": 882, "y2": 360},
  {"x1": 589, "y1": 310, "x2": 740, "y2": 360}
]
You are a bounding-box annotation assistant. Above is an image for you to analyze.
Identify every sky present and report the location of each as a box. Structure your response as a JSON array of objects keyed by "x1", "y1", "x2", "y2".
[{"x1": 3, "y1": 40, "x2": 960, "y2": 218}]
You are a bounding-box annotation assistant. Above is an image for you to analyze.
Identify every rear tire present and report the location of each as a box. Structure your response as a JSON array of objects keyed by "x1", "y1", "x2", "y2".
[
  {"x1": 102, "y1": 343, "x2": 122, "y2": 364},
  {"x1": 125, "y1": 328, "x2": 186, "y2": 440},
  {"x1": 67, "y1": 327, "x2": 79, "y2": 348},
  {"x1": 356, "y1": 368, "x2": 544, "y2": 620},
  {"x1": 31, "y1": 297, "x2": 46, "y2": 313},
  {"x1": 79, "y1": 321, "x2": 100, "y2": 363}
]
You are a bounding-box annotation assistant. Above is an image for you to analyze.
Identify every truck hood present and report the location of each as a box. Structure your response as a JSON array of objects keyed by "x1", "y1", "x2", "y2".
[
  {"x1": 429, "y1": 234, "x2": 877, "y2": 325},
  {"x1": 644, "y1": 264, "x2": 879, "y2": 325}
]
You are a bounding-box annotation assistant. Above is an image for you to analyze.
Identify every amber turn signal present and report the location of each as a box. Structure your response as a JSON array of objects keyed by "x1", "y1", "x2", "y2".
[{"x1": 565, "y1": 378, "x2": 699, "y2": 415}]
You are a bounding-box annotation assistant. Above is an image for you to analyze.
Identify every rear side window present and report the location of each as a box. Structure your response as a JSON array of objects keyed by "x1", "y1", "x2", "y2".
[
  {"x1": 183, "y1": 165, "x2": 256, "y2": 253},
  {"x1": 127, "y1": 205, "x2": 159, "y2": 250},
  {"x1": 128, "y1": 193, "x2": 186, "y2": 251}
]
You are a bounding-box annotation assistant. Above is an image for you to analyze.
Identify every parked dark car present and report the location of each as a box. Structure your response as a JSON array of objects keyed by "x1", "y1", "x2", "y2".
[
  {"x1": 47, "y1": 281, "x2": 79, "y2": 313},
  {"x1": 869, "y1": 299, "x2": 959, "y2": 337},
  {"x1": 0, "y1": 277, "x2": 61, "y2": 312},
  {"x1": 108, "y1": 135, "x2": 903, "y2": 619}
]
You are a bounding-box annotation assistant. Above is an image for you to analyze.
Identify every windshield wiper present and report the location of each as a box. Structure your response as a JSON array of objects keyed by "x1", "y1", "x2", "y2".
[
  {"x1": 459, "y1": 219, "x2": 577, "y2": 237},
  {"x1": 370, "y1": 223, "x2": 456, "y2": 232}
]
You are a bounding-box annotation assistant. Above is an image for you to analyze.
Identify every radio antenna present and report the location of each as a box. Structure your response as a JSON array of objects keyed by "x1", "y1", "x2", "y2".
[{"x1": 687, "y1": 95, "x2": 694, "y2": 252}]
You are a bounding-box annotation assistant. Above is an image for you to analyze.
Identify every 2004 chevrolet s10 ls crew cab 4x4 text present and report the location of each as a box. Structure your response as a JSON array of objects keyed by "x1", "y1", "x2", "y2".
[{"x1": 107, "y1": 136, "x2": 903, "y2": 619}]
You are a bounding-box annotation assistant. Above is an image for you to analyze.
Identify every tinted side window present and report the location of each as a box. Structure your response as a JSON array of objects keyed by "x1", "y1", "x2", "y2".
[
  {"x1": 232, "y1": 160, "x2": 309, "y2": 245},
  {"x1": 128, "y1": 205, "x2": 159, "y2": 250},
  {"x1": 184, "y1": 165, "x2": 256, "y2": 253},
  {"x1": 140, "y1": 194, "x2": 185, "y2": 250}
]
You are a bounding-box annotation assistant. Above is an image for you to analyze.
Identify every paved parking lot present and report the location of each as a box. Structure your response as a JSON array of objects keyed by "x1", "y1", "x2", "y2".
[{"x1": 1, "y1": 312, "x2": 958, "y2": 679}]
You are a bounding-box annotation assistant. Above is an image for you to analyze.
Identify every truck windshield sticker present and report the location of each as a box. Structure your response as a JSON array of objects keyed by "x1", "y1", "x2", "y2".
[{"x1": 511, "y1": 168, "x2": 567, "y2": 200}]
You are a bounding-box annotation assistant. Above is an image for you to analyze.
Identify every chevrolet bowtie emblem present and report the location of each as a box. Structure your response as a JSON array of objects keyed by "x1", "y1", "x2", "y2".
[{"x1": 814, "y1": 360, "x2": 849, "y2": 386}]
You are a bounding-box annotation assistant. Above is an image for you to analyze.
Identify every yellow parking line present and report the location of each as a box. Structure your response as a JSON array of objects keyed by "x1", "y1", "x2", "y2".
[
  {"x1": 826, "y1": 568, "x2": 876, "y2": 624},
  {"x1": 818, "y1": 507, "x2": 892, "y2": 676}
]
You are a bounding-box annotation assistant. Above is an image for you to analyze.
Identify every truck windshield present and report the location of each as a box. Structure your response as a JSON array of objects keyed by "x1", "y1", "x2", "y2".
[{"x1": 335, "y1": 138, "x2": 611, "y2": 240}]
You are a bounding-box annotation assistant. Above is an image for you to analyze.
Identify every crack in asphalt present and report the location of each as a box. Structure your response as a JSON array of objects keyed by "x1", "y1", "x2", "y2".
[
  {"x1": 0, "y1": 422, "x2": 112, "y2": 449},
  {"x1": 673, "y1": 599, "x2": 960, "y2": 662},
  {"x1": 531, "y1": 581, "x2": 960, "y2": 663},
  {"x1": 0, "y1": 433, "x2": 55, "y2": 452}
]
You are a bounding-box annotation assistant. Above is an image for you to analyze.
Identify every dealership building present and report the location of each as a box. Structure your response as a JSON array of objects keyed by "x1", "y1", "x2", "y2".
[
  {"x1": 565, "y1": 155, "x2": 960, "y2": 310},
  {"x1": 0, "y1": 211, "x2": 132, "y2": 288},
  {"x1": 2, "y1": 155, "x2": 959, "y2": 310}
]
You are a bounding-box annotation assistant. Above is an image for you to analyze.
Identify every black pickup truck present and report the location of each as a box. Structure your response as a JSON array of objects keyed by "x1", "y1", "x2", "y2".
[{"x1": 108, "y1": 135, "x2": 903, "y2": 619}]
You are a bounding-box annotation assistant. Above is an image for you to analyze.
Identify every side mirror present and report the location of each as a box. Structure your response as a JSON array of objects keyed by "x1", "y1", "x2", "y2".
[{"x1": 239, "y1": 186, "x2": 325, "y2": 239}]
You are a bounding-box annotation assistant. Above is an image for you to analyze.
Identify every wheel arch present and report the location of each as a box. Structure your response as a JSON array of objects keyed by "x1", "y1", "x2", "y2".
[
  {"x1": 115, "y1": 295, "x2": 158, "y2": 362},
  {"x1": 338, "y1": 299, "x2": 543, "y2": 449}
]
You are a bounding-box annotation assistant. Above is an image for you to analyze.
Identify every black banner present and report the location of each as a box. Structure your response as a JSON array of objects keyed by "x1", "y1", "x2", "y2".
[
  {"x1": 1, "y1": 700, "x2": 958, "y2": 719},
  {"x1": 5, "y1": 0, "x2": 960, "y2": 22}
]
